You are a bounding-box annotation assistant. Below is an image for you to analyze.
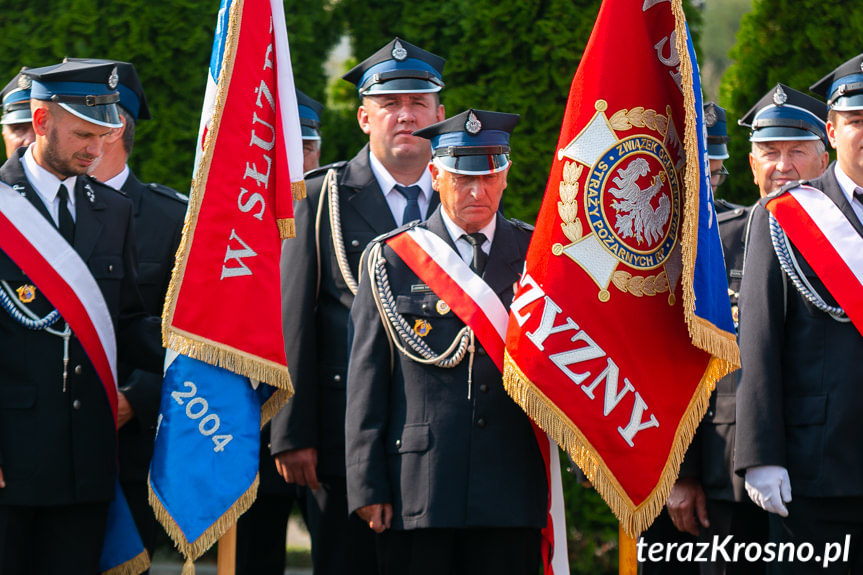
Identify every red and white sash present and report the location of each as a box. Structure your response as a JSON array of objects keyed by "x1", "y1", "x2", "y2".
[
  {"x1": 386, "y1": 226, "x2": 569, "y2": 575},
  {"x1": 766, "y1": 185, "x2": 863, "y2": 334},
  {"x1": 0, "y1": 182, "x2": 118, "y2": 418}
]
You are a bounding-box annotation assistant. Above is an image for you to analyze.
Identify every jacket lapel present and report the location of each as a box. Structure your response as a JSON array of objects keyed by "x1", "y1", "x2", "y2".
[
  {"x1": 821, "y1": 165, "x2": 863, "y2": 238},
  {"x1": 484, "y1": 214, "x2": 522, "y2": 304},
  {"x1": 341, "y1": 145, "x2": 398, "y2": 234}
]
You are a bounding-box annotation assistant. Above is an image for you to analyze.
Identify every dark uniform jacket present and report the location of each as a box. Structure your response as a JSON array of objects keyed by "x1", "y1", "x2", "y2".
[
  {"x1": 735, "y1": 163, "x2": 863, "y2": 497},
  {"x1": 679, "y1": 199, "x2": 751, "y2": 501},
  {"x1": 345, "y1": 207, "x2": 548, "y2": 530},
  {"x1": 116, "y1": 170, "x2": 187, "y2": 483},
  {"x1": 270, "y1": 144, "x2": 439, "y2": 477},
  {"x1": 0, "y1": 149, "x2": 163, "y2": 506}
]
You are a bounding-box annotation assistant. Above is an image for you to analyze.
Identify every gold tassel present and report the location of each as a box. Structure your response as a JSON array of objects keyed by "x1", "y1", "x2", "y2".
[
  {"x1": 261, "y1": 386, "x2": 292, "y2": 427},
  {"x1": 278, "y1": 218, "x2": 296, "y2": 239},
  {"x1": 292, "y1": 180, "x2": 307, "y2": 201},
  {"x1": 181, "y1": 558, "x2": 195, "y2": 575}
]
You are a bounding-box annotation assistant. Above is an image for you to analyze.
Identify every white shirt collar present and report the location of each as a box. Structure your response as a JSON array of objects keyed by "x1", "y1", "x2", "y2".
[
  {"x1": 368, "y1": 150, "x2": 432, "y2": 200},
  {"x1": 834, "y1": 163, "x2": 863, "y2": 201},
  {"x1": 102, "y1": 164, "x2": 130, "y2": 191},
  {"x1": 440, "y1": 207, "x2": 497, "y2": 262},
  {"x1": 22, "y1": 143, "x2": 77, "y2": 211}
]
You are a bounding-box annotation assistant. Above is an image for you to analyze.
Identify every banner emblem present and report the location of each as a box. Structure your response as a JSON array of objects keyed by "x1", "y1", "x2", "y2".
[{"x1": 554, "y1": 100, "x2": 682, "y2": 303}]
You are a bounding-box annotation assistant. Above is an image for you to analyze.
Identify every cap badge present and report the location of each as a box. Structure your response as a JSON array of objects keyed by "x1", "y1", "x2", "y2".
[
  {"x1": 773, "y1": 85, "x2": 788, "y2": 106},
  {"x1": 391, "y1": 40, "x2": 408, "y2": 62},
  {"x1": 108, "y1": 66, "x2": 119, "y2": 90},
  {"x1": 16, "y1": 285, "x2": 36, "y2": 304},
  {"x1": 17, "y1": 75, "x2": 31, "y2": 90},
  {"x1": 465, "y1": 111, "x2": 482, "y2": 135},
  {"x1": 704, "y1": 105, "x2": 717, "y2": 127}
]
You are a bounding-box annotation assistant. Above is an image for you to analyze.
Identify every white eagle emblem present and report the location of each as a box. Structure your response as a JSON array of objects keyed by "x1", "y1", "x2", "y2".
[{"x1": 608, "y1": 158, "x2": 670, "y2": 245}]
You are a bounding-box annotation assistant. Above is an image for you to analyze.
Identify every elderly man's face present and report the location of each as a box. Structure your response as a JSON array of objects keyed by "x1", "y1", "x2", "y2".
[
  {"x1": 430, "y1": 163, "x2": 508, "y2": 233},
  {"x1": 302, "y1": 139, "x2": 320, "y2": 173},
  {"x1": 748, "y1": 139, "x2": 829, "y2": 197}
]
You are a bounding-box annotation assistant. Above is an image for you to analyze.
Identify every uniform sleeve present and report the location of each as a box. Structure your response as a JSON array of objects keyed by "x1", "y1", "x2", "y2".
[
  {"x1": 734, "y1": 203, "x2": 787, "y2": 474},
  {"x1": 269, "y1": 182, "x2": 320, "y2": 453},
  {"x1": 345, "y1": 244, "x2": 393, "y2": 514}
]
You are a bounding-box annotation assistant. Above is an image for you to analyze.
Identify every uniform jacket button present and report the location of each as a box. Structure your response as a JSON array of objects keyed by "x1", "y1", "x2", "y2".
[
  {"x1": 479, "y1": 383, "x2": 489, "y2": 393},
  {"x1": 351, "y1": 239, "x2": 360, "y2": 247},
  {"x1": 108, "y1": 264, "x2": 114, "y2": 272},
  {"x1": 707, "y1": 410, "x2": 714, "y2": 417},
  {"x1": 477, "y1": 418, "x2": 486, "y2": 428},
  {"x1": 72, "y1": 399, "x2": 82, "y2": 410},
  {"x1": 74, "y1": 365, "x2": 83, "y2": 375},
  {"x1": 477, "y1": 347, "x2": 487, "y2": 356},
  {"x1": 334, "y1": 374, "x2": 342, "y2": 383},
  {"x1": 395, "y1": 439, "x2": 401, "y2": 448}
]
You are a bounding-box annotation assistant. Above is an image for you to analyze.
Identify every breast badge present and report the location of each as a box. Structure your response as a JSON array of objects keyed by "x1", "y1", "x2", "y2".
[
  {"x1": 16, "y1": 284, "x2": 36, "y2": 303},
  {"x1": 413, "y1": 318, "x2": 432, "y2": 337},
  {"x1": 552, "y1": 99, "x2": 683, "y2": 305}
]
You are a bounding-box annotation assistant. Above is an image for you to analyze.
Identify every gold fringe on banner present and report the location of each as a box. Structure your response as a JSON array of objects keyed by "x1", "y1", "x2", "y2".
[
  {"x1": 261, "y1": 386, "x2": 292, "y2": 427},
  {"x1": 278, "y1": 217, "x2": 295, "y2": 240},
  {"x1": 102, "y1": 550, "x2": 150, "y2": 575},
  {"x1": 292, "y1": 180, "x2": 306, "y2": 201},
  {"x1": 163, "y1": 328, "x2": 293, "y2": 391},
  {"x1": 149, "y1": 474, "x2": 260, "y2": 573},
  {"x1": 503, "y1": 350, "x2": 718, "y2": 538},
  {"x1": 671, "y1": 0, "x2": 740, "y2": 371}
]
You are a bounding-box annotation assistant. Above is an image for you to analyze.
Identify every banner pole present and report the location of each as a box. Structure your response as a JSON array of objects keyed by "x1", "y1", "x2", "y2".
[
  {"x1": 216, "y1": 523, "x2": 237, "y2": 575},
  {"x1": 619, "y1": 523, "x2": 638, "y2": 575}
]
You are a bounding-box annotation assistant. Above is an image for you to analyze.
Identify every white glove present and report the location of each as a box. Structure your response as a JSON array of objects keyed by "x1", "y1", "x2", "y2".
[{"x1": 745, "y1": 465, "x2": 792, "y2": 517}]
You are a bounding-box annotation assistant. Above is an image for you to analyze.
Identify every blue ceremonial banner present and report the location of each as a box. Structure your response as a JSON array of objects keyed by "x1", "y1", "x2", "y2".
[
  {"x1": 150, "y1": 0, "x2": 302, "y2": 570},
  {"x1": 685, "y1": 24, "x2": 737, "y2": 342},
  {"x1": 100, "y1": 478, "x2": 149, "y2": 575},
  {"x1": 150, "y1": 354, "x2": 262, "y2": 558}
]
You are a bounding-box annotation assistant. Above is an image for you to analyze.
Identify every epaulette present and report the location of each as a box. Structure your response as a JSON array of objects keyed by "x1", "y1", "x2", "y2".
[
  {"x1": 146, "y1": 182, "x2": 188, "y2": 204},
  {"x1": 716, "y1": 203, "x2": 749, "y2": 224},
  {"x1": 510, "y1": 218, "x2": 535, "y2": 232},
  {"x1": 371, "y1": 220, "x2": 422, "y2": 244},
  {"x1": 714, "y1": 197, "x2": 744, "y2": 214},
  {"x1": 304, "y1": 160, "x2": 348, "y2": 181}
]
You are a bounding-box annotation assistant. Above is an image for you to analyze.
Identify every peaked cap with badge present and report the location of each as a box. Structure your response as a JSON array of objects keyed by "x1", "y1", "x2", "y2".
[
  {"x1": 704, "y1": 101, "x2": 729, "y2": 160},
  {"x1": 296, "y1": 89, "x2": 323, "y2": 141},
  {"x1": 413, "y1": 108, "x2": 520, "y2": 175},
  {"x1": 63, "y1": 58, "x2": 150, "y2": 121},
  {"x1": 1, "y1": 69, "x2": 32, "y2": 126},
  {"x1": 811, "y1": 52, "x2": 863, "y2": 111},
  {"x1": 343, "y1": 37, "x2": 445, "y2": 97},
  {"x1": 738, "y1": 83, "x2": 827, "y2": 145},
  {"x1": 23, "y1": 60, "x2": 122, "y2": 128}
]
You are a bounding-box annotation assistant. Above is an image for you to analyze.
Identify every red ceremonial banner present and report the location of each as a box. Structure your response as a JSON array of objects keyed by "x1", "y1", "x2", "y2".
[
  {"x1": 503, "y1": 0, "x2": 736, "y2": 535},
  {"x1": 163, "y1": 0, "x2": 303, "y2": 390}
]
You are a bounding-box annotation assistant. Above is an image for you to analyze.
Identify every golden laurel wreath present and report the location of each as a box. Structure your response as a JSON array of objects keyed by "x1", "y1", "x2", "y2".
[{"x1": 556, "y1": 103, "x2": 674, "y2": 299}]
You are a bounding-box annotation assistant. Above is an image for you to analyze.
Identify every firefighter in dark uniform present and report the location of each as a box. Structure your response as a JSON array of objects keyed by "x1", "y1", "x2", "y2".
[
  {"x1": 83, "y1": 58, "x2": 188, "y2": 565},
  {"x1": 1, "y1": 70, "x2": 35, "y2": 159},
  {"x1": 735, "y1": 56, "x2": 863, "y2": 574},
  {"x1": 270, "y1": 38, "x2": 445, "y2": 574},
  {"x1": 234, "y1": 89, "x2": 323, "y2": 575},
  {"x1": 666, "y1": 102, "x2": 770, "y2": 575},
  {"x1": 345, "y1": 109, "x2": 547, "y2": 575},
  {"x1": 0, "y1": 59, "x2": 163, "y2": 574}
]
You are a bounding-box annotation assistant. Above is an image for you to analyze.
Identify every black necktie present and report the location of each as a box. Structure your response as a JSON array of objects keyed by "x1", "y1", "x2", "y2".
[
  {"x1": 461, "y1": 232, "x2": 488, "y2": 275},
  {"x1": 854, "y1": 187, "x2": 863, "y2": 204},
  {"x1": 394, "y1": 184, "x2": 422, "y2": 225},
  {"x1": 57, "y1": 184, "x2": 74, "y2": 244}
]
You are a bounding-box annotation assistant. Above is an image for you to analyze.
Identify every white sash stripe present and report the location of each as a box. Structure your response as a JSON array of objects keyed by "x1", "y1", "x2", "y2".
[
  {"x1": 405, "y1": 226, "x2": 509, "y2": 340},
  {"x1": 792, "y1": 186, "x2": 863, "y2": 284},
  {"x1": 0, "y1": 183, "x2": 117, "y2": 387},
  {"x1": 271, "y1": 0, "x2": 304, "y2": 186}
]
